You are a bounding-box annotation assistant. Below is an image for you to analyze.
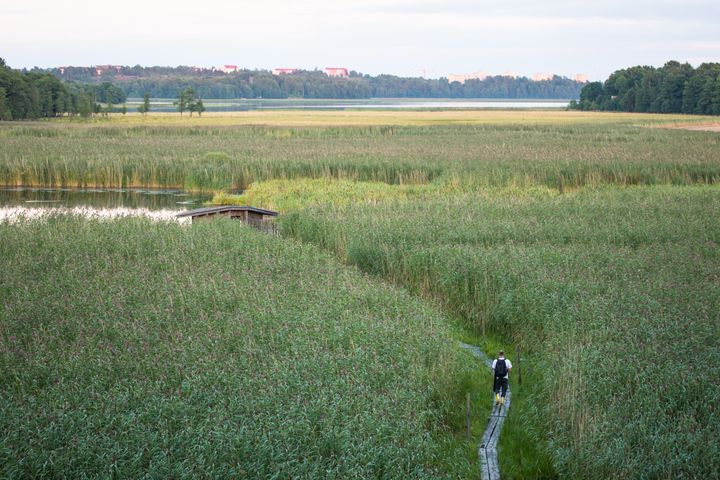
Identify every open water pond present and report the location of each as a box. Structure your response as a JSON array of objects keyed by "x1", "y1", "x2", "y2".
[
  {"x1": 0, "y1": 187, "x2": 211, "y2": 210},
  {"x1": 0, "y1": 187, "x2": 213, "y2": 223}
]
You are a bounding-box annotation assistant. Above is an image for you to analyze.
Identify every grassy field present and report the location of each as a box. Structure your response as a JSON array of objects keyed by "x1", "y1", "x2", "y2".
[
  {"x1": 1, "y1": 111, "x2": 718, "y2": 191},
  {"x1": 0, "y1": 216, "x2": 484, "y2": 478},
  {"x1": 2, "y1": 111, "x2": 719, "y2": 478}
]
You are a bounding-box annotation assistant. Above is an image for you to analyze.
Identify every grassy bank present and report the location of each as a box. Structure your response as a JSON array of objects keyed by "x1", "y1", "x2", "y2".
[
  {"x1": 0, "y1": 216, "x2": 480, "y2": 478},
  {"x1": 1, "y1": 112, "x2": 719, "y2": 191}
]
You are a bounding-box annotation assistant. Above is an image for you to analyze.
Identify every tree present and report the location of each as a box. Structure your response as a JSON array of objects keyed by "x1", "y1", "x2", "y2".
[
  {"x1": 174, "y1": 87, "x2": 196, "y2": 116},
  {"x1": 184, "y1": 88, "x2": 199, "y2": 116},
  {"x1": 176, "y1": 87, "x2": 205, "y2": 117},
  {"x1": 570, "y1": 60, "x2": 720, "y2": 116},
  {"x1": 137, "y1": 92, "x2": 151, "y2": 115},
  {"x1": 635, "y1": 70, "x2": 659, "y2": 112},
  {"x1": 0, "y1": 87, "x2": 12, "y2": 120},
  {"x1": 194, "y1": 98, "x2": 205, "y2": 117},
  {"x1": 578, "y1": 82, "x2": 604, "y2": 110},
  {"x1": 0, "y1": 59, "x2": 127, "y2": 119},
  {"x1": 692, "y1": 63, "x2": 720, "y2": 115},
  {"x1": 104, "y1": 94, "x2": 113, "y2": 116},
  {"x1": 712, "y1": 76, "x2": 720, "y2": 115},
  {"x1": 174, "y1": 93, "x2": 186, "y2": 116},
  {"x1": 656, "y1": 61, "x2": 694, "y2": 113},
  {"x1": 97, "y1": 82, "x2": 126, "y2": 104},
  {"x1": 78, "y1": 93, "x2": 94, "y2": 118},
  {"x1": 682, "y1": 75, "x2": 705, "y2": 114}
]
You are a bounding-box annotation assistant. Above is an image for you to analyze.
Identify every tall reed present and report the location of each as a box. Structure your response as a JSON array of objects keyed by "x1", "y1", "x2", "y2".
[
  {"x1": 0, "y1": 216, "x2": 479, "y2": 478},
  {"x1": 2, "y1": 117, "x2": 719, "y2": 191},
  {"x1": 281, "y1": 185, "x2": 720, "y2": 478}
]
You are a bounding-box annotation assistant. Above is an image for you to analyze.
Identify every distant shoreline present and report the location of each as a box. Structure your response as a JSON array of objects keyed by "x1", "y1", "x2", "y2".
[{"x1": 122, "y1": 97, "x2": 572, "y2": 112}]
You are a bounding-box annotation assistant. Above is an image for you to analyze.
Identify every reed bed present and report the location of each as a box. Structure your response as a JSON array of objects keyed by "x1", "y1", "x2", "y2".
[
  {"x1": 212, "y1": 178, "x2": 448, "y2": 211},
  {"x1": 0, "y1": 216, "x2": 485, "y2": 478},
  {"x1": 3, "y1": 111, "x2": 720, "y2": 478},
  {"x1": 1, "y1": 114, "x2": 719, "y2": 192},
  {"x1": 280, "y1": 185, "x2": 720, "y2": 479}
]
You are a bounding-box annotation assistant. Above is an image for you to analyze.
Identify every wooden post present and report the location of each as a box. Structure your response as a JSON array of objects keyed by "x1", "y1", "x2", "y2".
[
  {"x1": 517, "y1": 345, "x2": 522, "y2": 386},
  {"x1": 466, "y1": 392, "x2": 471, "y2": 440}
]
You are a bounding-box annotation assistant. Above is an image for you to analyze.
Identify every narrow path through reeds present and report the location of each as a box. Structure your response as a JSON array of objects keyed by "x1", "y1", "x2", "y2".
[{"x1": 460, "y1": 342, "x2": 511, "y2": 480}]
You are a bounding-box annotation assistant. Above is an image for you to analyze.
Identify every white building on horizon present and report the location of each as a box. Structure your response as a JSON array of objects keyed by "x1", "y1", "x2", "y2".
[
  {"x1": 218, "y1": 65, "x2": 239, "y2": 73},
  {"x1": 573, "y1": 73, "x2": 589, "y2": 83},
  {"x1": 272, "y1": 68, "x2": 298, "y2": 75},
  {"x1": 324, "y1": 67, "x2": 349, "y2": 78},
  {"x1": 448, "y1": 71, "x2": 488, "y2": 84},
  {"x1": 532, "y1": 72, "x2": 554, "y2": 81}
]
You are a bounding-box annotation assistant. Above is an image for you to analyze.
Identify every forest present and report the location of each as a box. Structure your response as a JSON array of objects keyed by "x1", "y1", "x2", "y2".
[
  {"x1": 572, "y1": 60, "x2": 720, "y2": 115},
  {"x1": 0, "y1": 59, "x2": 126, "y2": 120},
  {"x1": 42, "y1": 65, "x2": 583, "y2": 100}
]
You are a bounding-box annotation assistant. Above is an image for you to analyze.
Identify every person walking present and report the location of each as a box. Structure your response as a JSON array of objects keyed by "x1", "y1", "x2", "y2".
[{"x1": 492, "y1": 350, "x2": 512, "y2": 405}]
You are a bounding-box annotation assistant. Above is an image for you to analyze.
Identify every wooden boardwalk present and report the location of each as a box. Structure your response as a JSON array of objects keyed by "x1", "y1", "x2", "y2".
[{"x1": 459, "y1": 342, "x2": 511, "y2": 480}]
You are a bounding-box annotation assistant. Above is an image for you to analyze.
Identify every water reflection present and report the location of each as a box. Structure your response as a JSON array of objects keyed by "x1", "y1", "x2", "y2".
[
  {"x1": 0, "y1": 187, "x2": 211, "y2": 210},
  {"x1": 0, "y1": 206, "x2": 191, "y2": 224}
]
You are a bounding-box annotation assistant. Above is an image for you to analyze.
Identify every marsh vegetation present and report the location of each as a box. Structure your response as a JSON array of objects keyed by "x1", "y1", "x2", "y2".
[
  {"x1": 1, "y1": 110, "x2": 719, "y2": 478},
  {"x1": 0, "y1": 217, "x2": 480, "y2": 478},
  {"x1": 1, "y1": 111, "x2": 718, "y2": 191}
]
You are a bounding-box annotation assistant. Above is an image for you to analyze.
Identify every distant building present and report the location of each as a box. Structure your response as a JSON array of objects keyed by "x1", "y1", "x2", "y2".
[
  {"x1": 58, "y1": 67, "x2": 67, "y2": 75},
  {"x1": 532, "y1": 73, "x2": 554, "y2": 81},
  {"x1": 573, "y1": 73, "x2": 589, "y2": 83},
  {"x1": 448, "y1": 71, "x2": 488, "y2": 84},
  {"x1": 219, "y1": 65, "x2": 239, "y2": 73},
  {"x1": 272, "y1": 68, "x2": 298, "y2": 75},
  {"x1": 324, "y1": 67, "x2": 349, "y2": 78},
  {"x1": 94, "y1": 65, "x2": 122, "y2": 76}
]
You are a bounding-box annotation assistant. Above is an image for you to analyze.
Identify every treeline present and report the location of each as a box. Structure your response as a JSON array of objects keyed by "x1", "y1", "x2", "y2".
[
  {"x1": 0, "y1": 59, "x2": 127, "y2": 120},
  {"x1": 46, "y1": 65, "x2": 583, "y2": 99},
  {"x1": 571, "y1": 61, "x2": 720, "y2": 115}
]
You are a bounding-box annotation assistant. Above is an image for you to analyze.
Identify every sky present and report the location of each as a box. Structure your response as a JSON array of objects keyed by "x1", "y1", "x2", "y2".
[{"x1": 2, "y1": 0, "x2": 719, "y2": 80}]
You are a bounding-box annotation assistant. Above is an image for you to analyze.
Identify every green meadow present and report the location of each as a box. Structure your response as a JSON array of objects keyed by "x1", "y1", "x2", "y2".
[{"x1": 1, "y1": 110, "x2": 719, "y2": 478}]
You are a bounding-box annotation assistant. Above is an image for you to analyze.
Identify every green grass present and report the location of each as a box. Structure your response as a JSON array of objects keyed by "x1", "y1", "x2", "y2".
[
  {"x1": 211, "y1": 178, "x2": 446, "y2": 210},
  {"x1": 0, "y1": 216, "x2": 481, "y2": 478},
  {"x1": 279, "y1": 185, "x2": 720, "y2": 479}
]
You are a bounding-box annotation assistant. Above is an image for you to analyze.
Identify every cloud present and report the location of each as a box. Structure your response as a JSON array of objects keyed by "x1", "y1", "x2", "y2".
[{"x1": 1, "y1": 0, "x2": 718, "y2": 79}]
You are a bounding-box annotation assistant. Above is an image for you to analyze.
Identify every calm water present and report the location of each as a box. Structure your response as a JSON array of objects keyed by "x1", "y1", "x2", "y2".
[
  {"x1": 0, "y1": 187, "x2": 211, "y2": 210},
  {"x1": 126, "y1": 98, "x2": 570, "y2": 112}
]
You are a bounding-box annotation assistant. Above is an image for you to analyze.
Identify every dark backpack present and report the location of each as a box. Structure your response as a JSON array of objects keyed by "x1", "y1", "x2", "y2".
[{"x1": 494, "y1": 359, "x2": 507, "y2": 377}]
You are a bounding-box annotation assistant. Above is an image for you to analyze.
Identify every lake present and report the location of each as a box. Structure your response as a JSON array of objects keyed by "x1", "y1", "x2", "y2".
[{"x1": 125, "y1": 98, "x2": 571, "y2": 112}]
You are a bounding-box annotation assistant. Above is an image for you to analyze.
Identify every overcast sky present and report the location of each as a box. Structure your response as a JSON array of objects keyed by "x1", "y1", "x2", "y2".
[{"x1": 2, "y1": 0, "x2": 719, "y2": 80}]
